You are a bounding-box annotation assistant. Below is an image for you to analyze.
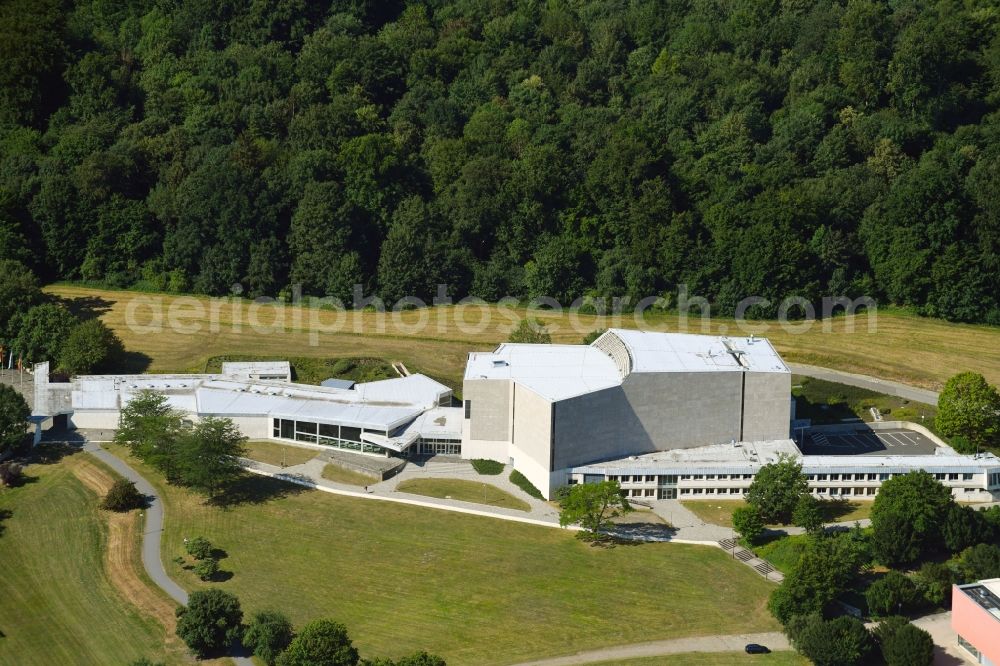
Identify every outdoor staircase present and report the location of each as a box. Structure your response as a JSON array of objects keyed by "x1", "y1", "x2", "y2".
[{"x1": 717, "y1": 539, "x2": 784, "y2": 583}]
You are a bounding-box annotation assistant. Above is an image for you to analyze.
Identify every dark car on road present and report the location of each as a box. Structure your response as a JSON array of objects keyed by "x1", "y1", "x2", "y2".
[{"x1": 745, "y1": 644, "x2": 771, "y2": 654}]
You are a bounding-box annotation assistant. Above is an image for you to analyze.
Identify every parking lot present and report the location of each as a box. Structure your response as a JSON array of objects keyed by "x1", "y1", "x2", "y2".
[{"x1": 801, "y1": 428, "x2": 938, "y2": 456}]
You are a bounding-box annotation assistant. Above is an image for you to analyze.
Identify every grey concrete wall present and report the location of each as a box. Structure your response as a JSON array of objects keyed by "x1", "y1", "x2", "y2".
[
  {"x1": 464, "y1": 378, "x2": 511, "y2": 442},
  {"x1": 510, "y1": 384, "x2": 554, "y2": 496},
  {"x1": 742, "y1": 371, "x2": 791, "y2": 441},
  {"x1": 551, "y1": 372, "x2": 746, "y2": 470}
]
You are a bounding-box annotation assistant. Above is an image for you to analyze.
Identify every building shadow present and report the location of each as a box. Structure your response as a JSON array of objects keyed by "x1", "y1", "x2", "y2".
[
  {"x1": 29, "y1": 442, "x2": 81, "y2": 465},
  {"x1": 207, "y1": 473, "x2": 309, "y2": 508},
  {"x1": 117, "y1": 350, "x2": 152, "y2": 374}
]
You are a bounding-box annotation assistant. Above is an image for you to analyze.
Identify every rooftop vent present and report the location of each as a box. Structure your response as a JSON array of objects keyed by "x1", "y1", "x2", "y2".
[{"x1": 492, "y1": 359, "x2": 508, "y2": 368}]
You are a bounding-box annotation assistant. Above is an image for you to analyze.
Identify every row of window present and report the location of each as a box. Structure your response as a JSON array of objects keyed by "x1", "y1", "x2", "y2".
[
  {"x1": 991, "y1": 472, "x2": 1000, "y2": 486},
  {"x1": 613, "y1": 471, "x2": 982, "y2": 485},
  {"x1": 272, "y1": 418, "x2": 387, "y2": 455},
  {"x1": 679, "y1": 488, "x2": 747, "y2": 496},
  {"x1": 416, "y1": 440, "x2": 462, "y2": 455}
]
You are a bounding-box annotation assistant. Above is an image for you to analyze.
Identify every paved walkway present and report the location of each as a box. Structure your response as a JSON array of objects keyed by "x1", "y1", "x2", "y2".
[
  {"x1": 911, "y1": 612, "x2": 974, "y2": 665},
  {"x1": 788, "y1": 363, "x2": 939, "y2": 404},
  {"x1": 508, "y1": 632, "x2": 790, "y2": 665},
  {"x1": 83, "y1": 442, "x2": 253, "y2": 665}
]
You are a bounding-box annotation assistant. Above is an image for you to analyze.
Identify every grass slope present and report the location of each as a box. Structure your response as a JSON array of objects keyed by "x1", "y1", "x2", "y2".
[
  {"x1": 792, "y1": 375, "x2": 936, "y2": 425},
  {"x1": 244, "y1": 440, "x2": 319, "y2": 467},
  {"x1": 50, "y1": 284, "x2": 1000, "y2": 391},
  {"x1": 395, "y1": 477, "x2": 531, "y2": 511},
  {"x1": 321, "y1": 464, "x2": 378, "y2": 486},
  {"x1": 104, "y1": 446, "x2": 780, "y2": 666},
  {"x1": 682, "y1": 500, "x2": 872, "y2": 528},
  {"x1": 0, "y1": 453, "x2": 186, "y2": 666}
]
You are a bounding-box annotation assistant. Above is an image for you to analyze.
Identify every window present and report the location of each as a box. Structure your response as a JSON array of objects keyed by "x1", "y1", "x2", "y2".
[
  {"x1": 806, "y1": 475, "x2": 815, "y2": 481},
  {"x1": 949, "y1": 473, "x2": 959, "y2": 481},
  {"x1": 693, "y1": 474, "x2": 704, "y2": 480},
  {"x1": 705, "y1": 474, "x2": 716, "y2": 480},
  {"x1": 879, "y1": 473, "x2": 889, "y2": 481},
  {"x1": 680, "y1": 475, "x2": 691, "y2": 480},
  {"x1": 705, "y1": 488, "x2": 715, "y2": 494},
  {"x1": 816, "y1": 474, "x2": 827, "y2": 481},
  {"x1": 731, "y1": 488, "x2": 740, "y2": 494},
  {"x1": 341, "y1": 426, "x2": 361, "y2": 442},
  {"x1": 935, "y1": 473, "x2": 945, "y2": 480},
  {"x1": 853, "y1": 487, "x2": 863, "y2": 495},
  {"x1": 464, "y1": 400, "x2": 471, "y2": 418},
  {"x1": 963, "y1": 473, "x2": 974, "y2": 481},
  {"x1": 680, "y1": 489, "x2": 690, "y2": 496},
  {"x1": 830, "y1": 474, "x2": 840, "y2": 481},
  {"x1": 319, "y1": 423, "x2": 338, "y2": 439},
  {"x1": 829, "y1": 488, "x2": 839, "y2": 495},
  {"x1": 867, "y1": 473, "x2": 876, "y2": 481},
  {"x1": 692, "y1": 488, "x2": 703, "y2": 494},
  {"x1": 743, "y1": 474, "x2": 753, "y2": 479},
  {"x1": 646, "y1": 475, "x2": 656, "y2": 483},
  {"x1": 816, "y1": 488, "x2": 826, "y2": 494},
  {"x1": 644, "y1": 489, "x2": 655, "y2": 497},
  {"x1": 279, "y1": 419, "x2": 294, "y2": 440},
  {"x1": 866, "y1": 487, "x2": 876, "y2": 495}
]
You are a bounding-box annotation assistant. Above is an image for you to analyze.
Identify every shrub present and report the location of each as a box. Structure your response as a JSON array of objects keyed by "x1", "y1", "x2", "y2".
[
  {"x1": 471, "y1": 459, "x2": 504, "y2": 475},
  {"x1": 788, "y1": 613, "x2": 872, "y2": 666},
  {"x1": 0, "y1": 461, "x2": 24, "y2": 487},
  {"x1": 509, "y1": 470, "x2": 543, "y2": 499},
  {"x1": 175, "y1": 589, "x2": 243, "y2": 657},
  {"x1": 792, "y1": 494, "x2": 824, "y2": 535},
  {"x1": 193, "y1": 558, "x2": 220, "y2": 581},
  {"x1": 185, "y1": 536, "x2": 213, "y2": 560},
  {"x1": 100, "y1": 478, "x2": 146, "y2": 512},
  {"x1": 276, "y1": 619, "x2": 358, "y2": 666},
  {"x1": 243, "y1": 609, "x2": 294, "y2": 666},
  {"x1": 865, "y1": 570, "x2": 922, "y2": 617},
  {"x1": 732, "y1": 504, "x2": 765, "y2": 547},
  {"x1": 956, "y1": 543, "x2": 1000, "y2": 582},
  {"x1": 915, "y1": 561, "x2": 954, "y2": 608},
  {"x1": 874, "y1": 616, "x2": 934, "y2": 666}
]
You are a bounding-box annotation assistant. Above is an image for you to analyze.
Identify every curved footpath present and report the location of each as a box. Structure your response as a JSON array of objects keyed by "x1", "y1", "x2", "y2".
[
  {"x1": 508, "y1": 632, "x2": 790, "y2": 665},
  {"x1": 83, "y1": 442, "x2": 254, "y2": 666},
  {"x1": 788, "y1": 363, "x2": 940, "y2": 404}
]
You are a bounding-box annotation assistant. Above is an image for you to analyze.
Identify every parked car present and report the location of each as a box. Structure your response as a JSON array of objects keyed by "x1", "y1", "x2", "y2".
[{"x1": 745, "y1": 643, "x2": 771, "y2": 654}]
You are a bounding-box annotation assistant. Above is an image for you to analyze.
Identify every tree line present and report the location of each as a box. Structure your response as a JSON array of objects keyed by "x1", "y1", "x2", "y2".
[{"x1": 2, "y1": 0, "x2": 1000, "y2": 323}]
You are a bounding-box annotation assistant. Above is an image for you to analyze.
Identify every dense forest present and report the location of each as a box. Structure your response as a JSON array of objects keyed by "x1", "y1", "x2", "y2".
[{"x1": 1, "y1": 0, "x2": 999, "y2": 322}]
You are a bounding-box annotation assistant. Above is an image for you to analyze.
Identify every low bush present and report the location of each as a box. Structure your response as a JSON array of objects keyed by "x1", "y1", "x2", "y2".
[
  {"x1": 243, "y1": 610, "x2": 294, "y2": 666},
  {"x1": 509, "y1": 470, "x2": 543, "y2": 500},
  {"x1": 865, "y1": 570, "x2": 923, "y2": 617},
  {"x1": 100, "y1": 478, "x2": 146, "y2": 512},
  {"x1": 185, "y1": 536, "x2": 213, "y2": 560},
  {"x1": 0, "y1": 461, "x2": 24, "y2": 487},
  {"x1": 471, "y1": 459, "x2": 504, "y2": 475},
  {"x1": 194, "y1": 558, "x2": 220, "y2": 581},
  {"x1": 874, "y1": 616, "x2": 934, "y2": 666}
]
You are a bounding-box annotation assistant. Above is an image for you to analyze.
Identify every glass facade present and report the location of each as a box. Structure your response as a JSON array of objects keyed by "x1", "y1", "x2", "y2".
[
  {"x1": 416, "y1": 438, "x2": 462, "y2": 455},
  {"x1": 272, "y1": 418, "x2": 389, "y2": 456}
]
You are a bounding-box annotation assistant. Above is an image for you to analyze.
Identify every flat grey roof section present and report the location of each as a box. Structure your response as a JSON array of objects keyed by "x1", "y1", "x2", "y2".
[
  {"x1": 801, "y1": 428, "x2": 938, "y2": 456},
  {"x1": 321, "y1": 378, "x2": 356, "y2": 389}
]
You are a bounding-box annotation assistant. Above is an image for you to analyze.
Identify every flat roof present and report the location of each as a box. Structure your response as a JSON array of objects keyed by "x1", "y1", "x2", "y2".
[
  {"x1": 571, "y1": 440, "x2": 1000, "y2": 475},
  {"x1": 603, "y1": 329, "x2": 789, "y2": 374},
  {"x1": 221, "y1": 361, "x2": 290, "y2": 375},
  {"x1": 64, "y1": 373, "x2": 451, "y2": 432},
  {"x1": 464, "y1": 344, "x2": 621, "y2": 401},
  {"x1": 959, "y1": 579, "x2": 1000, "y2": 621},
  {"x1": 464, "y1": 331, "x2": 789, "y2": 402}
]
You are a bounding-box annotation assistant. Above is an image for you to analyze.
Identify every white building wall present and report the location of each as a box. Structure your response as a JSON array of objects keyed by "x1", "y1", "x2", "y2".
[
  {"x1": 510, "y1": 383, "x2": 554, "y2": 498},
  {"x1": 69, "y1": 411, "x2": 121, "y2": 430}
]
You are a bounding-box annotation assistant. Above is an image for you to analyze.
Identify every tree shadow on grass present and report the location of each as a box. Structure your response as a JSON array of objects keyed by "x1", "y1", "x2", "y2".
[
  {"x1": 116, "y1": 350, "x2": 152, "y2": 374},
  {"x1": 54, "y1": 295, "x2": 113, "y2": 321},
  {"x1": 206, "y1": 473, "x2": 309, "y2": 509},
  {"x1": 0, "y1": 508, "x2": 11, "y2": 538},
  {"x1": 821, "y1": 498, "x2": 862, "y2": 522},
  {"x1": 29, "y1": 442, "x2": 81, "y2": 465}
]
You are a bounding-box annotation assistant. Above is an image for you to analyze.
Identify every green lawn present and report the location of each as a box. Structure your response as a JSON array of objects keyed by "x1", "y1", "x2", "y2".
[
  {"x1": 0, "y1": 452, "x2": 187, "y2": 665},
  {"x1": 103, "y1": 445, "x2": 781, "y2": 666},
  {"x1": 395, "y1": 477, "x2": 532, "y2": 512},
  {"x1": 792, "y1": 375, "x2": 937, "y2": 426},
  {"x1": 321, "y1": 463, "x2": 378, "y2": 486},
  {"x1": 756, "y1": 535, "x2": 811, "y2": 575},
  {"x1": 590, "y1": 652, "x2": 806, "y2": 665},
  {"x1": 243, "y1": 440, "x2": 319, "y2": 467},
  {"x1": 682, "y1": 500, "x2": 872, "y2": 528}
]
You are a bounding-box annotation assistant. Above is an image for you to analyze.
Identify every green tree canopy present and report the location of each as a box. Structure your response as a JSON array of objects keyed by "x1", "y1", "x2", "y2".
[
  {"x1": 176, "y1": 417, "x2": 248, "y2": 496},
  {"x1": 0, "y1": 259, "x2": 43, "y2": 343},
  {"x1": 870, "y1": 471, "x2": 953, "y2": 566},
  {"x1": 175, "y1": 589, "x2": 243, "y2": 658},
  {"x1": 936, "y1": 372, "x2": 1000, "y2": 453},
  {"x1": 276, "y1": 619, "x2": 359, "y2": 666},
  {"x1": 874, "y1": 616, "x2": 934, "y2": 666},
  {"x1": 243, "y1": 610, "x2": 294, "y2": 666},
  {"x1": 508, "y1": 318, "x2": 552, "y2": 344},
  {"x1": 9, "y1": 303, "x2": 76, "y2": 365},
  {"x1": 745, "y1": 456, "x2": 809, "y2": 524},
  {"x1": 786, "y1": 613, "x2": 873, "y2": 666},
  {"x1": 865, "y1": 570, "x2": 923, "y2": 617},
  {"x1": 732, "y1": 504, "x2": 765, "y2": 546},
  {"x1": 557, "y1": 480, "x2": 631, "y2": 539},
  {"x1": 0, "y1": 384, "x2": 30, "y2": 453},
  {"x1": 58, "y1": 318, "x2": 124, "y2": 375},
  {"x1": 113, "y1": 391, "x2": 185, "y2": 482}
]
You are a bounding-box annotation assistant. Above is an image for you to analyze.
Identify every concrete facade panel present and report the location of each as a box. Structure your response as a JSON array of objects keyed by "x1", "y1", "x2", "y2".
[
  {"x1": 510, "y1": 383, "x2": 553, "y2": 497},
  {"x1": 464, "y1": 379, "x2": 511, "y2": 442},
  {"x1": 742, "y1": 372, "x2": 792, "y2": 441}
]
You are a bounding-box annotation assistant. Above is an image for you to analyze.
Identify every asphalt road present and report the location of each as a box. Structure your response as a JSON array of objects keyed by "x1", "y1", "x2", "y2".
[{"x1": 788, "y1": 363, "x2": 940, "y2": 405}]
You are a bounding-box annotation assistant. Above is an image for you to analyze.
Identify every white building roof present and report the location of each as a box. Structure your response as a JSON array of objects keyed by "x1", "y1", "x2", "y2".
[
  {"x1": 601, "y1": 329, "x2": 789, "y2": 374},
  {"x1": 221, "y1": 361, "x2": 291, "y2": 377},
  {"x1": 464, "y1": 330, "x2": 788, "y2": 402},
  {"x1": 571, "y1": 441, "x2": 1000, "y2": 475},
  {"x1": 66, "y1": 373, "x2": 449, "y2": 432},
  {"x1": 464, "y1": 344, "x2": 621, "y2": 401}
]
